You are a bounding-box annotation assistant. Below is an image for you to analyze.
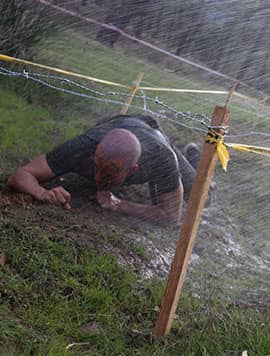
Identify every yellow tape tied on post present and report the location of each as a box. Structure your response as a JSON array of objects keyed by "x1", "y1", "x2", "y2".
[
  {"x1": 206, "y1": 129, "x2": 270, "y2": 172},
  {"x1": 205, "y1": 129, "x2": 230, "y2": 171}
]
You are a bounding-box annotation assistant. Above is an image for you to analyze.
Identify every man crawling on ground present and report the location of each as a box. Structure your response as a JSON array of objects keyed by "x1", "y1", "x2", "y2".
[{"x1": 8, "y1": 114, "x2": 215, "y2": 226}]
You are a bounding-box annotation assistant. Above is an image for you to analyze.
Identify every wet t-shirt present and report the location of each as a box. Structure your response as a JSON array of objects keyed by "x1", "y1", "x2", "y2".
[{"x1": 46, "y1": 115, "x2": 181, "y2": 203}]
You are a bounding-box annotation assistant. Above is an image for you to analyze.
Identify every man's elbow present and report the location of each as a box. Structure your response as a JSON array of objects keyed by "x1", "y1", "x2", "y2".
[
  {"x1": 7, "y1": 168, "x2": 24, "y2": 189},
  {"x1": 157, "y1": 208, "x2": 181, "y2": 227},
  {"x1": 166, "y1": 213, "x2": 181, "y2": 226},
  {"x1": 165, "y1": 202, "x2": 183, "y2": 226},
  {"x1": 7, "y1": 173, "x2": 17, "y2": 188}
]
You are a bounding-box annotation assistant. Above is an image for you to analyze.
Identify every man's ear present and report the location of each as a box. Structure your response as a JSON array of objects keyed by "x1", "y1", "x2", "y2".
[{"x1": 128, "y1": 164, "x2": 139, "y2": 176}]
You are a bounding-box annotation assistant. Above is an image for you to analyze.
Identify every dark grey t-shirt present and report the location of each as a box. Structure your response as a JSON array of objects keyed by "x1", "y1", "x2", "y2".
[{"x1": 46, "y1": 115, "x2": 181, "y2": 203}]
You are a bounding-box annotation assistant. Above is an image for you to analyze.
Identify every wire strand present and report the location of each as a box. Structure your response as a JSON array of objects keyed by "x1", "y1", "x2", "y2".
[{"x1": 1, "y1": 67, "x2": 270, "y2": 141}]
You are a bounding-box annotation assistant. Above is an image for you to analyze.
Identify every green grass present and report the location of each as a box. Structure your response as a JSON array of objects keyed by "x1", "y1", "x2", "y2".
[
  {"x1": 36, "y1": 30, "x2": 270, "y2": 128},
  {"x1": 0, "y1": 88, "x2": 80, "y2": 172},
  {"x1": 1, "y1": 214, "x2": 270, "y2": 355}
]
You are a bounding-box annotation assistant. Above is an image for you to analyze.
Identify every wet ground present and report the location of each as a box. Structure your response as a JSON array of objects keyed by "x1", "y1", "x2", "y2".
[{"x1": 1, "y1": 174, "x2": 269, "y2": 306}]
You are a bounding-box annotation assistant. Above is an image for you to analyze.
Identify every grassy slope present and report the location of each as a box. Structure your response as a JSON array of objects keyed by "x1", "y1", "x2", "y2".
[
  {"x1": 1, "y1": 30, "x2": 270, "y2": 354},
  {"x1": 1, "y1": 203, "x2": 269, "y2": 355}
]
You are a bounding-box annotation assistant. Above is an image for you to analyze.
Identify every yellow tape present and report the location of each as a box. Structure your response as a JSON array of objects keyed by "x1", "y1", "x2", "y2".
[
  {"x1": 139, "y1": 87, "x2": 230, "y2": 95},
  {"x1": 205, "y1": 129, "x2": 220, "y2": 145},
  {"x1": 0, "y1": 54, "x2": 129, "y2": 89},
  {"x1": 217, "y1": 141, "x2": 230, "y2": 171},
  {"x1": 0, "y1": 53, "x2": 250, "y2": 98},
  {"x1": 225, "y1": 143, "x2": 270, "y2": 157},
  {"x1": 205, "y1": 130, "x2": 229, "y2": 171},
  {"x1": 205, "y1": 128, "x2": 270, "y2": 172}
]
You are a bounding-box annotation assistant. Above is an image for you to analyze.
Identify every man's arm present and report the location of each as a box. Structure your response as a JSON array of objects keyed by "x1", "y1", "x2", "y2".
[
  {"x1": 97, "y1": 180, "x2": 183, "y2": 226},
  {"x1": 7, "y1": 154, "x2": 71, "y2": 209}
]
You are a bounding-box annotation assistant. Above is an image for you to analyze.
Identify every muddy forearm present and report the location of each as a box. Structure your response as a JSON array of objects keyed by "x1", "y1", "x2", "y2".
[
  {"x1": 7, "y1": 168, "x2": 47, "y2": 200},
  {"x1": 117, "y1": 199, "x2": 178, "y2": 225}
]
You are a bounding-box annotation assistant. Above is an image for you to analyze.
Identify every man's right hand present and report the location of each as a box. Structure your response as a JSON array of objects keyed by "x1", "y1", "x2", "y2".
[
  {"x1": 39, "y1": 186, "x2": 71, "y2": 209},
  {"x1": 8, "y1": 155, "x2": 72, "y2": 210}
]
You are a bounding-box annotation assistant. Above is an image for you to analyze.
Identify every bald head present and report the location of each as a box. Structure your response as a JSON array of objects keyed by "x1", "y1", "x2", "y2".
[
  {"x1": 94, "y1": 129, "x2": 141, "y2": 190},
  {"x1": 97, "y1": 129, "x2": 141, "y2": 168}
]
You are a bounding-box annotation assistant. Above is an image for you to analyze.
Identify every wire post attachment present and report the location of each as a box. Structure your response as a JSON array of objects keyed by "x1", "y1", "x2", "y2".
[
  {"x1": 120, "y1": 72, "x2": 144, "y2": 114},
  {"x1": 153, "y1": 105, "x2": 231, "y2": 337},
  {"x1": 225, "y1": 81, "x2": 239, "y2": 109}
]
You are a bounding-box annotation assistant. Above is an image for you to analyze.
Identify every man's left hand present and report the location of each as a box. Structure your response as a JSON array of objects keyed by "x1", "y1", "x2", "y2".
[{"x1": 97, "y1": 191, "x2": 121, "y2": 211}]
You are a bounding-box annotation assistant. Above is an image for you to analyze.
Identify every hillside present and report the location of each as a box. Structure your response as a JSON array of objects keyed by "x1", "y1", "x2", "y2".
[
  {"x1": 1, "y1": 29, "x2": 270, "y2": 354},
  {"x1": 48, "y1": 0, "x2": 270, "y2": 93}
]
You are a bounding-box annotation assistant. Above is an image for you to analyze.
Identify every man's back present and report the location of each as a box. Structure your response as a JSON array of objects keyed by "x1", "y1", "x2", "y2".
[{"x1": 46, "y1": 115, "x2": 181, "y2": 200}]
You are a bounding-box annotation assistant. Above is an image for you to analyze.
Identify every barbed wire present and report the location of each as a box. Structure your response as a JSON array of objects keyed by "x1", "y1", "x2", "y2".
[
  {"x1": 0, "y1": 67, "x2": 209, "y2": 133},
  {"x1": 0, "y1": 67, "x2": 211, "y2": 123},
  {"x1": 1, "y1": 66, "x2": 270, "y2": 140}
]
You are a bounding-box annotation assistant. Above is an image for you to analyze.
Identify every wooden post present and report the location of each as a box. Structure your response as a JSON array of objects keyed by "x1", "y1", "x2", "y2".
[
  {"x1": 120, "y1": 72, "x2": 144, "y2": 115},
  {"x1": 153, "y1": 105, "x2": 230, "y2": 336},
  {"x1": 225, "y1": 82, "x2": 239, "y2": 109}
]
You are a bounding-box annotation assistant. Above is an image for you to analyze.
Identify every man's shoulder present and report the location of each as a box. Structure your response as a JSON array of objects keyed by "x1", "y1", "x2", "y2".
[
  {"x1": 126, "y1": 115, "x2": 160, "y2": 129},
  {"x1": 95, "y1": 114, "x2": 161, "y2": 130}
]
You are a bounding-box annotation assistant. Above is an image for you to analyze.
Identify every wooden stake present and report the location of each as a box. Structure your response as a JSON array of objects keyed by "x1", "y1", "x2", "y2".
[
  {"x1": 225, "y1": 81, "x2": 239, "y2": 109},
  {"x1": 120, "y1": 72, "x2": 144, "y2": 115},
  {"x1": 153, "y1": 106, "x2": 230, "y2": 336}
]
